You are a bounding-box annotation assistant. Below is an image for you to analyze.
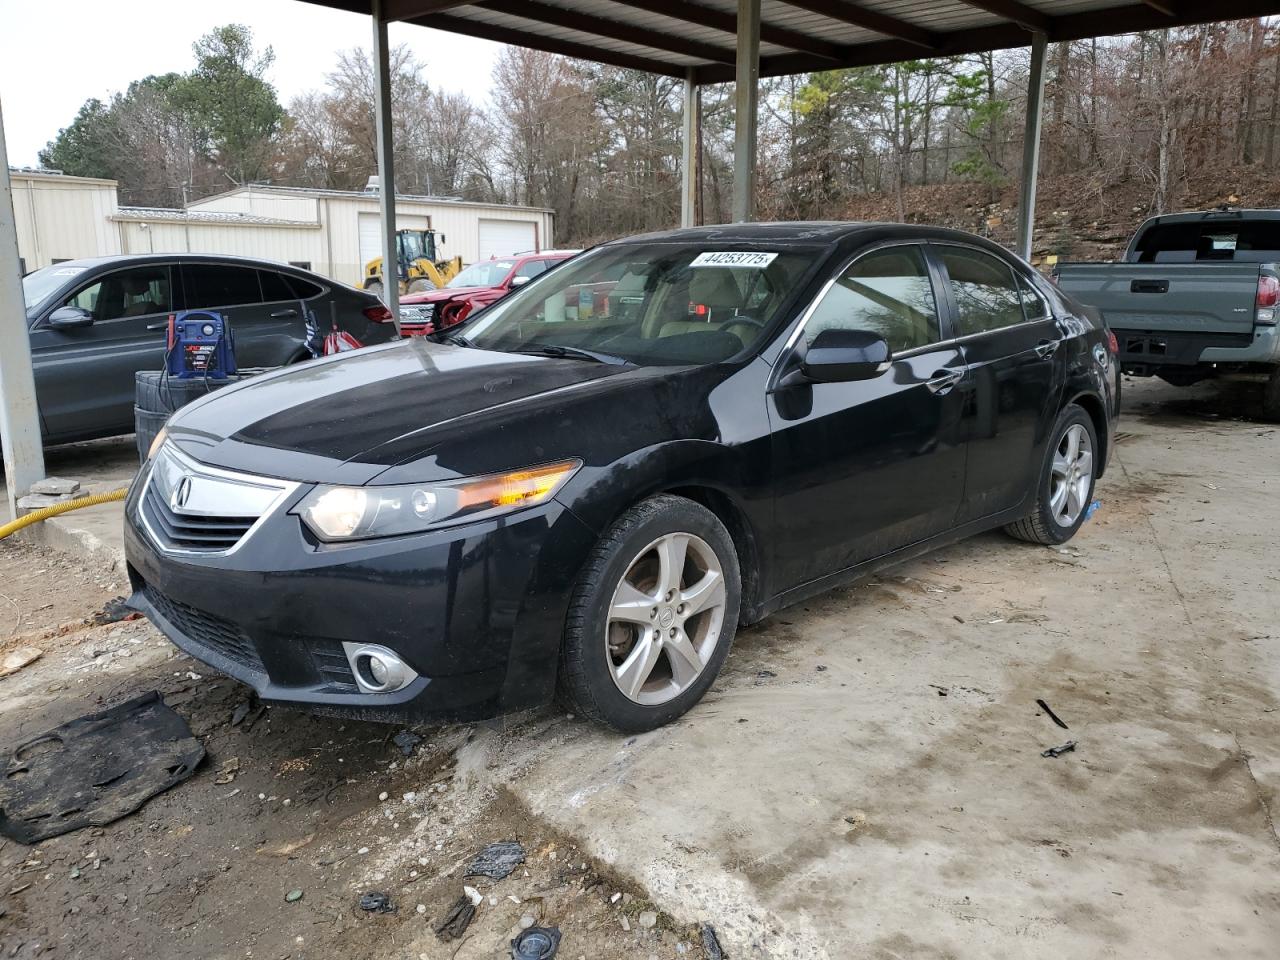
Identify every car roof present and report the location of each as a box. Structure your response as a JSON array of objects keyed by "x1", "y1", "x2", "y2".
[
  {"x1": 607, "y1": 220, "x2": 1014, "y2": 250},
  {"x1": 35, "y1": 253, "x2": 324, "y2": 274}
]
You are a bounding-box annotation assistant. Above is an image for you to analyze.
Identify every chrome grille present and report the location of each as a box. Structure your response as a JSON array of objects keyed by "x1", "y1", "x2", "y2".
[
  {"x1": 145, "y1": 588, "x2": 265, "y2": 675},
  {"x1": 400, "y1": 303, "x2": 436, "y2": 335},
  {"x1": 139, "y1": 444, "x2": 298, "y2": 555},
  {"x1": 142, "y1": 484, "x2": 256, "y2": 550}
]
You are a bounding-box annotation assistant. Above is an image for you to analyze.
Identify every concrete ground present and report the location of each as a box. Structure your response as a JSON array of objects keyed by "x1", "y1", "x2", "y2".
[
  {"x1": 466, "y1": 376, "x2": 1280, "y2": 958},
  {"x1": 2, "y1": 377, "x2": 1278, "y2": 959}
]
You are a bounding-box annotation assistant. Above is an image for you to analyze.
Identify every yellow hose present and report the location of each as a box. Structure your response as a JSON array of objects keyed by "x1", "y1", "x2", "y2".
[{"x1": 0, "y1": 488, "x2": 129, "y2": 540}]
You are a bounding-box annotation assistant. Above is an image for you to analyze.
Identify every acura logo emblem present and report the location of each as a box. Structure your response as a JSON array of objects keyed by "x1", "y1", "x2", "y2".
[{"x1": 171, "y1": 475, "x2": 193, "y2": 511}]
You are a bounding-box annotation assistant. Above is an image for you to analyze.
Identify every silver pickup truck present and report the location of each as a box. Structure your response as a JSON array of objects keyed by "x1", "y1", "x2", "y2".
[{"x1": 1054, "y1": 208, "x2": 1280, "y2": 419}]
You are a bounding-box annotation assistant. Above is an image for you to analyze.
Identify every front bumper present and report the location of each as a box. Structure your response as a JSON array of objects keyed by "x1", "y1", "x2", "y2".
[{"x1": 124, "y1": 475, "x2": 597, "y2": 724}]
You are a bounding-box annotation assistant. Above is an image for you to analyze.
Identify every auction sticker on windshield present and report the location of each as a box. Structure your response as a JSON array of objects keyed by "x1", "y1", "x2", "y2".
[{"x1": 690, "y1": 251, "x2": 778, "y2": 268}]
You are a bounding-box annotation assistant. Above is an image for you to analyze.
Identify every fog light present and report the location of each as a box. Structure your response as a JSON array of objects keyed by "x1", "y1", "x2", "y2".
[{"x1": 341, "y1": 642, "x2": 419, "y2": 693}]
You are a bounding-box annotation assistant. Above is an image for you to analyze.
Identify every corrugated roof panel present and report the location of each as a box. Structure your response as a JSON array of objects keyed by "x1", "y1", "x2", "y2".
[
  {"x1": 757, "y1": 2, "x2": 883, "y2": 46},
  {"x1": 866, "y1": 0, "x2": 1008, "y2": 31},
  {"x1": 564, "y1": 0, "x2": 744, "y2": 51},
  {"x1": 452, "y1": 5, "x2": 705, "y2": 65}
]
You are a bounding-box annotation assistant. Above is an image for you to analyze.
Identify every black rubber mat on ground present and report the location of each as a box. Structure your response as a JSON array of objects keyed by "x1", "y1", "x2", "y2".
[{"x1": 0, "y1": 691, "x2": 204, "y2": 844}]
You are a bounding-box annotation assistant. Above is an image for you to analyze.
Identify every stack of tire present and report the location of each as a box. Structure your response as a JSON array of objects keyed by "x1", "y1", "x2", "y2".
[{"x1": 134, "y1": 369, "x2": 271, "y2": 463}]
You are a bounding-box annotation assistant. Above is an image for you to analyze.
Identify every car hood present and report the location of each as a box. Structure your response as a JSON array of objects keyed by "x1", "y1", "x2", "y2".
[
  {"x1": 401, "y1": 285, "x2": 491, "y2": 304},
  {"x1": 166, "y1": 339, "x2": 651, "y2": 484}
]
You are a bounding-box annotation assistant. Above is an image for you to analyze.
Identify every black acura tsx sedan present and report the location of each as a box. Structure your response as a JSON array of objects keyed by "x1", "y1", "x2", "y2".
[{"x1": 125, "y1": 222, "x2": 1119, "y2": 732}]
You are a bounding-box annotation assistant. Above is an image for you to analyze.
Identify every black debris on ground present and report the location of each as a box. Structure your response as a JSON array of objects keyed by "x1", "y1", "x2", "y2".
[
  {"x1": 1036, "y1": 698, "x2": 1070, "y2": 730},
  {"x1": 466, "y1": 840, "x2": 527, "y2": 880},
  {"x1": 392, "y1": 729, "x2": 423, "y2": 757},
  {"x1": 0, "y1": 691, "x2": 204, "y2": 844},
  {"x1": 700, "y1": 923, "x2": 725, "y2": 959},
  {"x1": 511, "y1": 925, "x2": 562, "y2": 959},
  {"x1": 1042, "y1": 740, "x2": 1078, "y2": 759},
  {"x1": 434, "y1": 895, "x2": 476, "y2": 941},
  {"x1": 91, "y1": 596, "x2": 143, "y2": 625},
  {"x1": 358, "y1": 891, "x2": 395, "y2": 913}
]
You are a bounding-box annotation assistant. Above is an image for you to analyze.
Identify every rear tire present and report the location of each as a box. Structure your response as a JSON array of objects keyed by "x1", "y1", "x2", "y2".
[
  {"x1": 1004, "y1": 404, "x2": 1098, "y2": 546},
  {"x1": 558, "y1": 495, "x2": 741, "y2": 732},
  {"x1": 1263, "y1": 367, "x2": 1280, "y2": 422},
  {"x1": 366, "y1": 280, "x2": 384, "y2": 300}
]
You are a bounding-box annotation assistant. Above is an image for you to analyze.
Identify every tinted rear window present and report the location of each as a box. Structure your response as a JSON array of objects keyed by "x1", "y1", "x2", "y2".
[
  {"x1": 183, "y1": 264, "x2": 263, "y2": 308},
  {"x1": 1132, "y1": 219, "x2": 1280, "y2": 263},
  {"x1": 259, "y1": 270, "x2": 295, "y2": 301},
  {"x1": 284, "y1": 274, "x2": 323, "y2": 299}
]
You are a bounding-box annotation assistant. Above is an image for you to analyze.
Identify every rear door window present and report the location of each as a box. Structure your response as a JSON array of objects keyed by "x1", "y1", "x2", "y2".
[
  {"x1": 182, "y1": 264, "x2": 263, "y2": 309},
  {"x1": 1017, "y1": 274, "x2": 1052, "y2": 321},
  {"x1": 936, "y1": 246, "x2": 1027, "y2": 336},
  {"x1": 258, "y1": 270, "x2": 296, "y2": 302},
  {"x1": 283, "y1": 275, "x2": 323, "y2": 300}
]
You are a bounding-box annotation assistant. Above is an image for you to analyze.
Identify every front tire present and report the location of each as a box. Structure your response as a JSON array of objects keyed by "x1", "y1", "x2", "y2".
[
  {"x1": 406, "y1": 279, "x2": 433, "y2": 294},
  {"x1": 1004, "y1": 404, "x2": 1098, "y2": 545},
  {"x1": 558, "y1": 495, "x2": 741, "y2": 732}
]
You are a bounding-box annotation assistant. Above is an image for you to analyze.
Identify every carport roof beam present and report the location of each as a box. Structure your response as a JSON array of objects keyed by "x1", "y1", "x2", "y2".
[{"x1": 330, "y1": 0, "x2": 1280, "y2": 82}]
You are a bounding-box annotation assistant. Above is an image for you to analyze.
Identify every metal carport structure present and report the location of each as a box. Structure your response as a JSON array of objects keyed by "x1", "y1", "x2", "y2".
[{"x1": 3, "y1": 0, "x2": 1280, "y2": 513}]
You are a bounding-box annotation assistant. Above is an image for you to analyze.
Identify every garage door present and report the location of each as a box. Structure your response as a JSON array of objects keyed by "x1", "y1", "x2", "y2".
[
  {"x1": 478, "y1": 219, "x2": 537, "y2": 260},
  {"x1": 358, "y1": 213, "x2": 429, "y2": 270}
]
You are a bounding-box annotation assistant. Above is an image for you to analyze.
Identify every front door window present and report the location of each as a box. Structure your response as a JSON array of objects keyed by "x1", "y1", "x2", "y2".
[{"x1": 65, "y1": 267, "x2": 171, "y2": 321}]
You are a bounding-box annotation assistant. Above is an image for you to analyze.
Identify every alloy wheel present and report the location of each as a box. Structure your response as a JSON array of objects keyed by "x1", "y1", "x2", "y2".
[
  {"x1": 1049, "y1": 423, "x2": 1093, "y2": 527},
  {"x1": 604, "y1": 532, "x2": 727, "y2": 706}
]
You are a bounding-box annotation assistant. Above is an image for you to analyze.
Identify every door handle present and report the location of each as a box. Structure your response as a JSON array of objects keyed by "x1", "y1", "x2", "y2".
[
  {"x1": 1130, "y1": 279, "x2": 1168, "y2": 294},
  {"x1": 1035, "y1": 339, "x2": 1060, "y2": 358},
  {"x1": 926, "y1": 370, "x2": 962, "y2": 395},
  {"x1": 271, "y1": 308, "x2": 299, "y2": 318}
]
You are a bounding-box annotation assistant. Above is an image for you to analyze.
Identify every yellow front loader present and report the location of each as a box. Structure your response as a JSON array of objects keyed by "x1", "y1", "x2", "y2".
[{"x1": 362, "y1": 229, "x2": 463, "y2": 297}]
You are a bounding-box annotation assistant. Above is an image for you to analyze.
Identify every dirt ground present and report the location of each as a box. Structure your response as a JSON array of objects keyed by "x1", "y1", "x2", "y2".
[{"x1": 1, "y1": 376, "x2": 1278, "y2": 959}]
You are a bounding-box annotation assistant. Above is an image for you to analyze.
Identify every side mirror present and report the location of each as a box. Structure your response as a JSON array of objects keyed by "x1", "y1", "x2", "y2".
[
  {"x1": 47, "y1": 306, "x2": 94, "y2": 330},
  {"x1": 800, "y1": 328, "x2": 890, "y2": 383},
  {"x1": 510, "y1": 275, "x2": 531, "y2": 287}
]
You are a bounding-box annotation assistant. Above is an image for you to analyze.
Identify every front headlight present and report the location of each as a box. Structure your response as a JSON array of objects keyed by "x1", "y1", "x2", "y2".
[
  {"x1": 296, "y1": 459, "x2": 582, "y2": 542},
  {"x1": 147, "y1": 426, "x2": 169, "y2": 461}
]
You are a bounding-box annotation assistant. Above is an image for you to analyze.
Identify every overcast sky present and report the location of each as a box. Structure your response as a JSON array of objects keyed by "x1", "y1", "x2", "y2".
[{"x1": 0, "y1": 0, "x2": 503, "y2": 167}]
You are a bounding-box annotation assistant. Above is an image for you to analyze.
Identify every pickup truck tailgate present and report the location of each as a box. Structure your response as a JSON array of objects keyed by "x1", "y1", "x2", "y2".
[{"x1": 1055, "y1": 262, "x2": 1259, "y2": 335}]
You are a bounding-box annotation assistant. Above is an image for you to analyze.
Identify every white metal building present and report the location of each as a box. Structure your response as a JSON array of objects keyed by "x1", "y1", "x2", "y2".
[
  {"x1": 10, "y1": 170, "x2": 122, "y2": 272},
  {"x1": 11, "y1": 172, "x2": 555, "y2": 287}
]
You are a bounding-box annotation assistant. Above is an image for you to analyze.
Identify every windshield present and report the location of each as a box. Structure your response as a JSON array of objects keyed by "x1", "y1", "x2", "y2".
[
  {"x1": 22, "y1": 264, "x2": 87, "y2": 311},
  {"x1": 457, "y1": 243, "x2": 814, "y2": 366},
  {"x1": 448, "y1": 260, "x2": 516, "y2": 288}
]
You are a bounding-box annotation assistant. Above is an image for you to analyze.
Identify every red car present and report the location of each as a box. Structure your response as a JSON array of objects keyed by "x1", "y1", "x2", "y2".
[{"x1": 398, "y1": 251, "x2": 577, "y2": 335}]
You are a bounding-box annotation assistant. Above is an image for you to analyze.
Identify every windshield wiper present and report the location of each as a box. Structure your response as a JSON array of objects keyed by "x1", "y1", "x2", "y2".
[
  {"x1": 518, "y1": 344, "x2": 633, "y2": 366},
  {"x1": 434, "y1": 332, "x2": 474, "y2": 348}
]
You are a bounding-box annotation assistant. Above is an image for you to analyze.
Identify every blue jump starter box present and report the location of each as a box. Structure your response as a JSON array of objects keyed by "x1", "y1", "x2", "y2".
[{"x1": 167, "y1": 310, "x2": 237, "y2": 379}]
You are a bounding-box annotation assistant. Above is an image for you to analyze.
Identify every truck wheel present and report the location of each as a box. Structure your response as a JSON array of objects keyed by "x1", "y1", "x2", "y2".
[
  {"x1": 1004, "y1": 404, "x2": 1098, "y2": 546},
  {"x1": 406, "y1": 279, "x2": 433, "y2": 294},
  {"x1": 558, "y1": 495, "x2": 741, "y2": 732},
  {"x1": 1263, "y1": 367, "x2": 1280, "y2": 422},
  {"x1": 366, "y1": 281, "x2": 384, "y2": 301}
]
